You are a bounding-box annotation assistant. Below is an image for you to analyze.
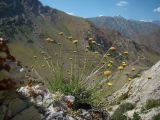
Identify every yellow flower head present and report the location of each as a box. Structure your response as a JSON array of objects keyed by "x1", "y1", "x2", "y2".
[
  {"x1": 109, "y1": 60, "x2": 114, "y2": 63},
  {"x1": 73, "y1": 51, "x2": 77, "y2": 53},
  {"x1": 107, "y1": 82, "x2": 113, "y2": 87},
  {"x1": 94, "y1": 51, "x2": 99, "y2": 54},
  {"x1": 73, "y1": 40, "x2": 78, "y2": 44},
  {"x1": 91, "y1": 41, "x2": 96, "y2": 44},
  {"x1": 118, "y1": 66, "x2": 124, "y2": 71},
  {"x1": 131, "y1": 67, "x2": 136, "y2": 71},
  {"x1": 68, "y1": 36, "x2": 73, "y2": 40},
  {"x1": 107, "y1": 63, "x2": 112, "y2": 67},
  {"x1": 33, "y1": 56, "x2": 38, "y2": 59},
  {"x1": 46, "y1": 38, "x2": 54, "y2": 43},
  {"x1": 89, "y1": 38, "x2": 94, "y2": 41},
  {"x1": 58, "y1": 32, "x2": 64, "y2": 36},
  {"x1": 104, "y1": 70, "x2": 112, "y2": 77},
  {"x1": 109, "y1": 47, "x2": 116, "y2": 51},
  {"x1": 49, "y1": 39, "x2": 54, "y2": 43},
  {"x1": 107, "y1": 53, "x2": 111, "y2": 56},
  {"x1": 128, "y1": 77, "x2": 132, "y2": 81},
  {"x1": 123, "y1": 51, "x2": 129, "y2": 56},
  {"x1": 122, "y1": 62, "x2": 127, "y2": 67},
  {"x1": 69, "y1": 58, "x2": 73, "y2": 60}
]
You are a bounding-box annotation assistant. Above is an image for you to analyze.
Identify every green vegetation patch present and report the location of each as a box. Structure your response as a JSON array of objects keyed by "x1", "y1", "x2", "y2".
[{"x1": 112, "y1": 103, "x2": 134, "y2": 120}]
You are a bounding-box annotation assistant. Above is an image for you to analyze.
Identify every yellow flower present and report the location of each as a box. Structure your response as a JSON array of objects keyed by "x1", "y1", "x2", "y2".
[
  {"x1": 104, "y1": 70, "x2": 112, "y2": 77},
  {"x1": 68, "y1": 36, "x2": 73, "y2": 40},
  {"x1": 91, "y1": 41, "x2": 96, "y2": 44},
  {"x1": 73, "y1": 51, "x2": 77, "y2": 53},
  {"x1": 109, "y1": 47, "x2": 116, "y2": 51},
  {"x1": 73, "y1": 40, "x2": 78, "y2": 44},
  {"x1": 49, "y1": 39, "x2": 54, "y2": 43},
  {"x1": 107, "y1": 63, "x2": 112, "y2": 67},
  {"x1": 107, "y1": 82, "x2": 113, "y2": 87},
  {"x1": 69, "y1": 58, "x2": 73, "y2": 60},
  {"x1": 107, "y1": 53, "x2": 111, "y2": 56},
  {"x1": 89, "y1": 38, "x2": 94, "y2": 41},
  {"x1": 46, "y1": 38, "x2": 54, "y2": 43},
  {"x1": 58, "y1": 32, "x2": 64, "y2": 36},
  {"x1": 131, "y1": 67, "x2": 136, "y2": 71},
  {"x1": 128, "y1": 77, "x2": 132, "y2": 81},
  {"x1": 122, "y1": 62, "x2": 127, "y2": 67},
  {"x1": 46, "y1": 38, "x2": 50, "y2": 42},
  {"x1": 118, "y1": 66, "x2": 124, "y2": 71},
  {"x1": 94, "y1": 51, "x2": 98, "y2": 54},
  {"x1": 33, "y1": 56, "x2": 37, "y2": 59},
  {"x1": 109, "y1": 60, "x2": 114, "y2": 63},
  {"x1": 123, "y1": 51, "x2": 129, "y2": 56}
]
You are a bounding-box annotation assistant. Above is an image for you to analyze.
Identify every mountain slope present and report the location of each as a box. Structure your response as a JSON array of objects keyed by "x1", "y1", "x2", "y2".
[
  {"x1": 88, "y1": 16, "x2": 160, "y2": 53},
  {"x1": 153, "y1": 20, "x2": 160, "y2": 26},
  {"x1": 0, "y1": 0, "x2": 141, "y2": 64},
  {"x1": 0, "y1": 0, "x2": 160, "y2": 95}
]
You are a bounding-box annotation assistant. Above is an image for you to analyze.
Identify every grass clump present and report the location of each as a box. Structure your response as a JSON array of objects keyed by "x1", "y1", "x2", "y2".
[
  {"x1": 141, "y1": 99, "x2": 160, "y2": 111},
  {"x1": 112, "y1": 103, "x2": 134, "y2": 120},
  {"x1": 152, "y1": 113, "x2": 160, "y2": 120},
  {"x1": 31, "y1": 32, "x2": 136, "y2": 107}
]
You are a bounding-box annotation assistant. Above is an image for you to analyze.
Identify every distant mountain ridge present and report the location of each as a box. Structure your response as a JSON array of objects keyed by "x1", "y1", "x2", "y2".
[
  {"x1": 153, "y1": 20, "x2": 160, "y2": 26},
  {"x1": 88, "y1": 16, "x2": 160, "y2": 53}
]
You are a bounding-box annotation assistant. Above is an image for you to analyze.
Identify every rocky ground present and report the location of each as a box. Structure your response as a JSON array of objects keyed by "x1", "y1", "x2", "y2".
[{"x1": 106, "y1": 60, "x2": 160, "y2": 120}]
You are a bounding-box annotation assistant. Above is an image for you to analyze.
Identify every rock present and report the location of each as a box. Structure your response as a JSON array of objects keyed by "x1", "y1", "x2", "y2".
[
  {"x1": 11, "y1": 106, "x2": 42, "y2": 120},
  {"x1": 106, "y1": 61, "x2": 160, "y2": 119}
]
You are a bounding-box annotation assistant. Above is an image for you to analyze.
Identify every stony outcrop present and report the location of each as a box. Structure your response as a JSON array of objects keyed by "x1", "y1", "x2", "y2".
[{"x1": 106, "y1": 60, "x2": 160, "y2": 120}]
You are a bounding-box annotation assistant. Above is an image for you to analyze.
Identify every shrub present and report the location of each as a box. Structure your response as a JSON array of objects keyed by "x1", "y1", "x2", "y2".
[
  {"x1": 112, "y1": 103, "x2": 134, "y2": 120},
  {"x1": 145, "y1": 99, "x2": 160, "y2": 110},
  {"x1": 132, "y1": 112, "x2": 141, "y2": 120},
  {"x1": 152, "y1": 113, "x2": 160, "y2": 120}
]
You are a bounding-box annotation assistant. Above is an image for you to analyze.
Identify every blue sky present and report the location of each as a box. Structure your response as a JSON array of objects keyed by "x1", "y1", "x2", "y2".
[{"x1": 39, "y1": 0, "x2": 160, "y2": 21}]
